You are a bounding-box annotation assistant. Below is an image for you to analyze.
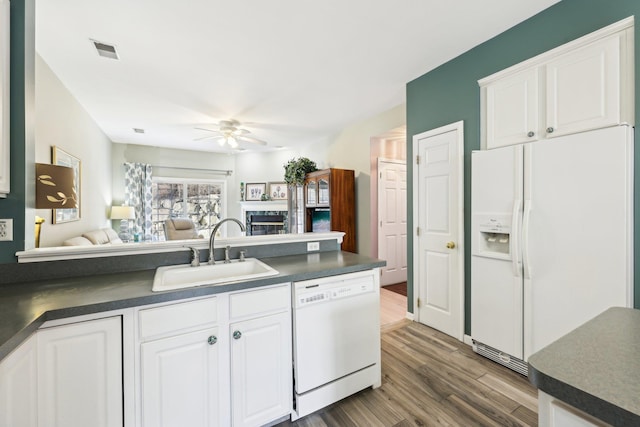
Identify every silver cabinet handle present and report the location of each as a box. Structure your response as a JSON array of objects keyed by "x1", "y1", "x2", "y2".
[
  {"x1": 233, "y1": 330, "x2": 242, "y2": 340},
  {"x1": 527, "y1": 131, "x2": 535, "y2": 138},
  {"x1": 546, "y1": 127, "x2": 554, "y2": 133},
  {"x1": 208, "y1": 335, "x2": 217, "y2": 345}
]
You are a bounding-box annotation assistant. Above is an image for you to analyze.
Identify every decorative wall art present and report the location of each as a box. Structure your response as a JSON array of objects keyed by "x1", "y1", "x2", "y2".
[
  {"x1": 52, "y1": 146, "x2": 81, "y2": 223},
  {"x1": 245, "y1": 182, "x2": 266, "y2": 201},
  {"x1": 269, "y1": 182, "x2": 287, "y2": 200}
]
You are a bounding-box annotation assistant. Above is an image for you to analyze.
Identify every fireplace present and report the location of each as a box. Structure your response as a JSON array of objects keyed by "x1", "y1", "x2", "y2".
[
  {"x1": 240, "y1": 201, "x2": 288, "y2": 236},
  {"x1": 247, "y1": 214, "x2": 286, "y2": 236}
]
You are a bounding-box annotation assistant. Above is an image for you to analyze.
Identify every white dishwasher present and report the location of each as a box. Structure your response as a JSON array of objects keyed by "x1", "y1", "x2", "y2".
[{"x1": 292, "y1": 269, "x2": 381, "y2": 420}]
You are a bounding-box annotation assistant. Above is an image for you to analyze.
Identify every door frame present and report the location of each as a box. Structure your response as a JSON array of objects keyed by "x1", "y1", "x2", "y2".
[
  {"x1": 411, "y1": 120, "x2": 465, "y2": 340},
  {"x1": 377, "y1": 157, "x2": 407, "y2": 286}
]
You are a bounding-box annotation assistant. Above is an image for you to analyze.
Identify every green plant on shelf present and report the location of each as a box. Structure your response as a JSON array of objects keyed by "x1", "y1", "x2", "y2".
[{"x1": 284, "y1": 157, "x2": 317, "y2": 185}]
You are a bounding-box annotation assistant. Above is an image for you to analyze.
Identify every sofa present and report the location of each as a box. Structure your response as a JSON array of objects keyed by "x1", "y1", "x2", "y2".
[
  {"x1": 63, "y1": 228, "x2": 123, "y2": 246},
  {"x1": 163, "y1": 218, "x2": 204, "y2": 240}
]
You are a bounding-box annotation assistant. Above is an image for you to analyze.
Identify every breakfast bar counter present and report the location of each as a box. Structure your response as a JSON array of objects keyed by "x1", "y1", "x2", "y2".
[{"x1": 0, "y1": 250, "x2": 384, "y2": 361}]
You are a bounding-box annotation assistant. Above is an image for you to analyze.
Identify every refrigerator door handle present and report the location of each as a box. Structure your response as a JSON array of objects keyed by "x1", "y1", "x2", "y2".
[
  {"x1": 511, "y1": 199, "x2": 522, "y2": 278},
  {"x1": 522, "y1": 199, "x2": 532, "y2": 279}
]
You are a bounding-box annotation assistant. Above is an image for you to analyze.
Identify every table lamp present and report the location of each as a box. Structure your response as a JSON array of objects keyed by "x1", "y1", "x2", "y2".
[{"x1": 110, "y1": 205, "x2": 136, "y2": 242}]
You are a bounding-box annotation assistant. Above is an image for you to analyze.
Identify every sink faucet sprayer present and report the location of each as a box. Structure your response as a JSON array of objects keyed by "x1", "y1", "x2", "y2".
[{"x1": 208, "y1": 218, "x2": 246, "y2": 264}]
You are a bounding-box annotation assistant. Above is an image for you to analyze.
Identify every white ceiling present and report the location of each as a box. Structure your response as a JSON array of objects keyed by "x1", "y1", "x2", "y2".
[{"x1": 35, "y1": 0, "x2": 560, "y2": 153}]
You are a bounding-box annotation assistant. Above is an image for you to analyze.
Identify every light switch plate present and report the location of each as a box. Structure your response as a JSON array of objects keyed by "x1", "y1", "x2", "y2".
[
  {"x1": 307, "y1": 241, "x2": 320, "y2": 251},
  {"x1": 0, "y1": 219, "x2": 13, "y2": 241}
]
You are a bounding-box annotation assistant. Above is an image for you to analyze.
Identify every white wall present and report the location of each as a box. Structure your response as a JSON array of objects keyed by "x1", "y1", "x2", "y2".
[
  {"x1": 35, "y1": 54, "x2": 113, "y2": 247},
  {"x1": 326, "y1": 104, "x2": 405, "y2": 256}
]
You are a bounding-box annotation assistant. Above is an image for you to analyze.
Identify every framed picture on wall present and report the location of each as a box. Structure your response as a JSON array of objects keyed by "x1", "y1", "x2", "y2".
[
  {"x1": 245, "y1": 182, "x2": 266, "y2": 201},
  {"x1": 52, "y1": 146, "x2": 81, "y2": 223},
  {"x1": 269, "y1": 182, "x2": 287, "y2": 200}
]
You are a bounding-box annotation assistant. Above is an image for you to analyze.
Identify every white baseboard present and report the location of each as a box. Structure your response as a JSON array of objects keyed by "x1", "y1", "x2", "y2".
[
  {"x1": 463, "y1": 334, "x2": 474, "y2": 347},
  {"x1": 405, "y1": 312, "x2": 415, "y2": 321}
]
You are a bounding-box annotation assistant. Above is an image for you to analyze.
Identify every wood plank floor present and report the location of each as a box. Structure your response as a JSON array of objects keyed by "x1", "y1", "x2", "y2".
[
  {"x1": 278, "y1": 318, "x2": 538, "y2": 426},
  {"x1": 380, "y1": 287, "x2": 408, "y2": 327}
]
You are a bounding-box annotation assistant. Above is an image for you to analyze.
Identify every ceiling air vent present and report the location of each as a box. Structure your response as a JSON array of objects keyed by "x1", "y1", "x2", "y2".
[
  {"x1": 91, "y1": 40, "x2": 119, "y2": 60},
  {"x1": 133, "y1": 128, "x2": 145, "y2": 134}
]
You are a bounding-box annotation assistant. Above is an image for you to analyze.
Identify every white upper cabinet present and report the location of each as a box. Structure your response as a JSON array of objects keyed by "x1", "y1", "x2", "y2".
[
  {"x1": 0, "y1": 0, "x2": 9, "y2": 196},
  {"x1": 546, "y1": 34, "x2": 622, "y2": 138},
  {"x1": 481, "y1": 17, "x2": 634, "y2": 149},
  {"x1": 486, "y1": 67, "x2": 540, "y2": 147}
]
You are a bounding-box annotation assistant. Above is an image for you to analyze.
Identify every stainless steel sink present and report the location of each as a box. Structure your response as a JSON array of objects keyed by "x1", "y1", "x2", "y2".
[{"x1": 152, "y1": 258, "x2": 279, "y2": 292}]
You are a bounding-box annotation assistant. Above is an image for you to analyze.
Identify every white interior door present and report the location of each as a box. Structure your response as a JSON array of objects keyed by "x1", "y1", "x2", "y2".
[
  {"x1": 412, "y1": 121, "x2": 464, "y2": 340},
  {"x1": 378, "y1": 159, "x2": 407, "y2": 286}
]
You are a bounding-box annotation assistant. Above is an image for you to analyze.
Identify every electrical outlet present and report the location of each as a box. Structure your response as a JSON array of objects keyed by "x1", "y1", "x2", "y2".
[
  {"x1": 307, "y1": 241, "x2": 320, "y2": 252},
  {"x1": 0, "y1": 219, "x2": 13, "y2": 241}
]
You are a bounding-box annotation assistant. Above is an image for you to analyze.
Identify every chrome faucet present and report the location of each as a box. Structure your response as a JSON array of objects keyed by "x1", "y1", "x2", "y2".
[
  {"x1": 188, "y1": 247, "x2": 200, "y2": 267},
  {"x1": 208, "y1": 218, "x2": 246, "y2": 264}
]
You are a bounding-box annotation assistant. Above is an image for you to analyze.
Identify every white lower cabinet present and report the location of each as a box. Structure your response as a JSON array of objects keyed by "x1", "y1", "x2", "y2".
[
  {"x1": 539, "y1": 391, "x2": 610, "y2": 427},
  {"x1": 0, "y1": 335, "x2": 38, "y2": 427},
  {"x1": 37, "y1": 316, "x2": 123, "y2": 427},
  {"x1": 141, "y1": 328, "x2": 220, "y2": 427},
  {"x1": 137, "y1": 283, "x2": 292, "y2": 427},
  {"x1": 0, "y1": 316, "x2": 124, "y2": 427},
  {"x1": 230, "y1": 312, "x2": 291, "y2": 427}
]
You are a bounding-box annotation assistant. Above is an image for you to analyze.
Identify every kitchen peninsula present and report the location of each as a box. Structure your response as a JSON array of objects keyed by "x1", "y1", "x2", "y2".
[
  {"x1": 0, "y1": 232, "x2": 385, "y2": 426},
  {"x1": 528, "y1": 307, "x2": 640, "y2": 426}
]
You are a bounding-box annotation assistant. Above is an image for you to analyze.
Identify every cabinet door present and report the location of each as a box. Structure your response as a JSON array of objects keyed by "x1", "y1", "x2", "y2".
[
  {"x1": 305, "y1": 178, "x2": 317, "y2": 207},
  {"x1": 141, "y1": 328, "x2": 220, "y2": 427},
  {"x1": 539, "y1": 391, "x2": 609, "y2": 427},
  {"x1": 37, "y1": 317, "x2": 122, "y2": 427},
  {"x1": 230, "y1": 312, "x2": 291, "y2": 427},
  {"x1": 317, "y1": 176, "x2": 330, "y2": 206},
  {"x1": 0, "y1": 0, "x2": 9, "y2": 195},
  {"x1": 546, "y1": 34, "x2": 621, "y2": 138},
  {"x1": 0, "y1": 336, "x2": 37, "y2": 427},
  {"x1": 486, "y1": 67, "x2": 539, "y2": 149}
]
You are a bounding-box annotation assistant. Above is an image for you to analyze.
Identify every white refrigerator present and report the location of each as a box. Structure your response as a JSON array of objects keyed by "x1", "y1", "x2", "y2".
[{"x1": 471, "y1": 125, "x2": 634, "y2": 374}]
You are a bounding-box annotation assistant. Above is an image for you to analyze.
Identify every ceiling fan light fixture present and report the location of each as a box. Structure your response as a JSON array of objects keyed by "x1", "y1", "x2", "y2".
[{"x1": 227, "y1": 136, "x2": 238, "y2": 148}]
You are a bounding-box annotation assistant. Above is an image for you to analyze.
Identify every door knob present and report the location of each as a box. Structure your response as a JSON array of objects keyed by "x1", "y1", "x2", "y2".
[{"x1": 446, "y1": 241, "x2": 456, "y2": 249}]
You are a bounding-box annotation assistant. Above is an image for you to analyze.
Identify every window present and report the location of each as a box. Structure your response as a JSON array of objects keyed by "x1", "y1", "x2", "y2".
[{"x1": 151, "y1": 178, "x2": 226, "y2": 241}]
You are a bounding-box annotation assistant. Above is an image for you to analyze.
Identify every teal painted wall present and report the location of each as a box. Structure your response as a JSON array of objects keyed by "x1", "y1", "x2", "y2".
[{"x1": 406, "y1": 0, "x2": 640, "y2": 334}]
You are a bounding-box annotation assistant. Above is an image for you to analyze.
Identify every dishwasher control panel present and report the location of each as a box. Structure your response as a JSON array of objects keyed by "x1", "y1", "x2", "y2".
[
  {"x1": 295, "y1": 276, "x2": 375, "y2": 307},
  {"x1": 297, "y1": 290, "x2": 331, "y2": 307}
]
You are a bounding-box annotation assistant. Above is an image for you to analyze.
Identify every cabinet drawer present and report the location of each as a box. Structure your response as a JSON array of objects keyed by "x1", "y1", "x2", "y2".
[
  {"x1": 139, "y1": 297, "x2": 218, "y2": 341},
  {"x1": 230, "y1": 284, "x2": 290, "y2": 319}
]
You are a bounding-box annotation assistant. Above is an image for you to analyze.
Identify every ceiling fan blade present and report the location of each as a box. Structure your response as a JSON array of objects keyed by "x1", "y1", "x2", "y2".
[
  {"x1": 238, "y1": 135, "x2": 267, "y2": 146},
  {"x1": 194, "y1": 127, "x2": 222, "y2": 133},
  {"x1": 193, "y1": 135, "x2": 218, "y2": 141}
]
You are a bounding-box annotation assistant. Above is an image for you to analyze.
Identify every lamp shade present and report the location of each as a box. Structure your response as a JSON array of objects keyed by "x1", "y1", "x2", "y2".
[
  {"x1": 35, "y1": 163, "x2": 77, "y2": 209},
  {"x1": 110, "y1": 205, "x2": 136, "y2": 220}
]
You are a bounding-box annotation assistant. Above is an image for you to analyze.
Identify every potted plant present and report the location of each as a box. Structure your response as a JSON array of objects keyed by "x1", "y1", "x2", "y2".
[{"x1": 283, "y1": 157, "x2": 317, "y2": 186}]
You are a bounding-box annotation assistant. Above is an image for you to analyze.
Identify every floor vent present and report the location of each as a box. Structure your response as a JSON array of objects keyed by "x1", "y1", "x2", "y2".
[{"x1": 472, "y1": 340, "x2": 528, "y2": 376}]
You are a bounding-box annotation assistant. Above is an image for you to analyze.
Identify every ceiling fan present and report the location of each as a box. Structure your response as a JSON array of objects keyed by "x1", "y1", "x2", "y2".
[{"x1": 194, "y1": 120, "x2": 267, "y2": 149}]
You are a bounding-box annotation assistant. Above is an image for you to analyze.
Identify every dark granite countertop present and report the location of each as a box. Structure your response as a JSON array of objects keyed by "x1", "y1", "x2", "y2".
[
  {"x1": 528, "y1": 307, "x2": 640, "y2": 426},
  {"x1": 0, "y1": 251, "x2": 385, "y2": 361}
]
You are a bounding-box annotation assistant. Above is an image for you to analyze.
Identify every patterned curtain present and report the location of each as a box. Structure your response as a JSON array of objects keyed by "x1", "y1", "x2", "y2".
[{"x1": 124, "y1": 163, "x2": 153, "y2": 240}]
